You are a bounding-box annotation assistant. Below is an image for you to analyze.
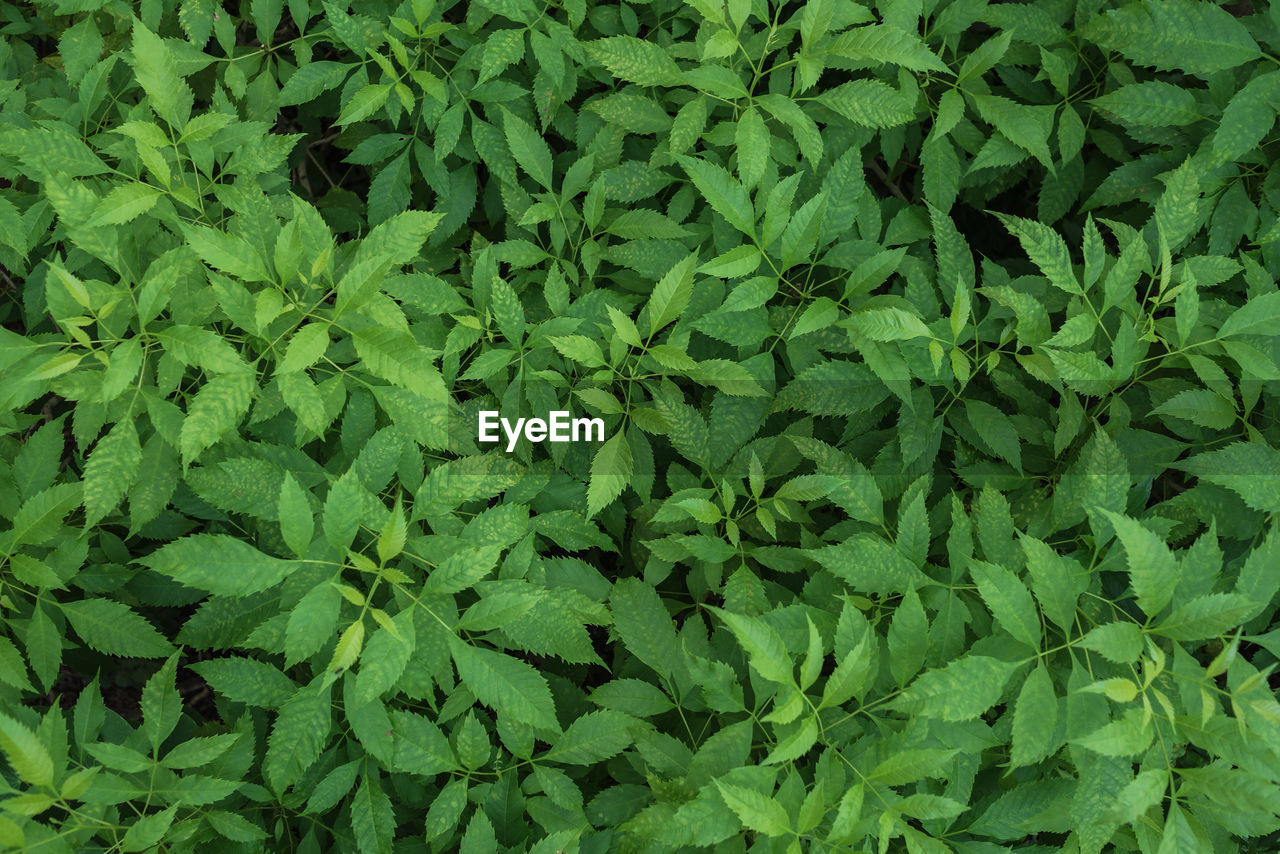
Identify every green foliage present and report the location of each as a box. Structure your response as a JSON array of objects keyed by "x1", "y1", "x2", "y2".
[{"x1": 1, "y1": 0, "x2": 1280, "y2": 852}]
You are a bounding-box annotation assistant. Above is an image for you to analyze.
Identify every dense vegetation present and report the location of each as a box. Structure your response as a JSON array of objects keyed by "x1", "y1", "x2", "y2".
[{"x1": 2, "y1": 0, "x2": 1280, "y2": 851}]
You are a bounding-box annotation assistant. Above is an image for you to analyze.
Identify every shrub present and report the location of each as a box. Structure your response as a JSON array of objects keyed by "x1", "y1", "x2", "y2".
[{"x1": 2, "y1": 0, "x2": 1280, "y2": 851}]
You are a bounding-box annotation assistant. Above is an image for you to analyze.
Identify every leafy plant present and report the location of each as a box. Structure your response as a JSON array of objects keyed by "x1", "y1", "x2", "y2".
[{"x1": 2, "y1": 0, "x2": 1280, "y2": 851}]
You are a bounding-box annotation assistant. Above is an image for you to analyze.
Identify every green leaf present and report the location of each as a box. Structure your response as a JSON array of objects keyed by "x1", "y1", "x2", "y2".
[
  {"x1": 970, "y1": 559, "x2": 1040, "y2": 648},
  {"x1": 8, "y1": 483, "x2": 83, "y2": 550},
  {"x1": 587, "y1": 432, "x2": 633, "y2": 517},
  {"x1": 142, "y1": 534, "x2": 297, "y2": 596},
  {"x1": 1010, "y1": 665, "x2": 1058, "y2": 768},
  {"x1": 893, "y1": 655, "x2": 1018, "y2": 720},
  {"x1": 161, "y1": 733, "x2": 238, "y2": 772},
  {"x1": 971, "y1": 94, "x2": 1054, "y2": 168},
  {"x1": 1178, "y1": 441, "x2": 1280, "y2": 513},
  {"x1": 1020, "y1": 535, "x2": 1084, "y2": 630},
  {"x1": 501, "y1": 107, "x2": 554, "y2": 190},
  {"x1": 808, "y1": 535, "x2": 928, "y2": 594},
  {"x1": 425, "y1": 543, "x2": 503, "y2": 595},
  {"x1": 278, "y1": 473, "x2": 314, "y2": 558},
  {"x1": 964, "y1": 399, "x2": 1023, "y2": 471},
  {"x1": 390, "y1": 709, "x2": 455, "y2": 775},
  {"x1": 678, "y1": 154, "x2": 755, "y2": 237},
  {"x1": 1101, "y1": 511, "x2": 1181, "y2": 617},
  {"x1": 763, "y1": 715, "x2": 819, "y2": 765},
  {"x1": 1078, "y1": 621, "x2": 1145, "y2": 664},
  {"x1": 286, "y1": 581, "x2": 342, "y2": 666},
  {"x1": 87, "y1": 183, "x2": 161, "y2": 226},
  {"x1": 1151, "y1": 389, "x2": 1236, "y2": 430},
  {"x1": 735, "y1": 107, "x2": 769, "y2": 190},
  {"x1": 549, "y1": 335, "x2": 606, "y2": 368},
  {"x1": 1084, "y1": 0, "x2": 1259, "y2": 74},
  {"x1": 278, "y1": 61, "x2": 350, "y2": 105},
  {"x1": 1215, "y1": 71, "x2": 1280, "y2": 162},
  {"x1": 844, "y1": 306, "x2": 931, "y2": 341},
  {"x1": 264, "y1": 682, "x2": 332, "y2": 793},
  {"x1": 377, "y1": 495, "x2": 407, "y2": 564},
  {"x1": 350, "y1": 772, "x2": 395, "y2": 854},
  {"x1": 1154, "y1": 593, "x2": 1255, "y2": 641},
  {"x1": 447, "y1": 636, "x2": 560, "y2": 732},
  {"x1": 120, "y1": 805, "x2": 178, "y2": 853},
  {"x1": 337, "y1": 83, "x2": 392, "y2": 125},
  {"x1": 0, "y1": 712, "x2": 54, "y2": 787},
  {"x1": 1219, "y1": 291, "x2": 1280, "y2": 339},
  {"x1": 353, "y1": 613, "x2": 415, "y2": 705},
  {"x1": 585, "y1": 36, "x2": 683, "y2": 86},
  {"x1": 817, "y1": 79, "x2": 914, "y2": 128},
  {"x1": 869, "y1": 748, "x2": 957, "y2": 786},
  {"x1": 178, "y1": 223, "x2": 272, "y2": 283},
  {"x1": 180, "y1": 372, "x2": 256, "y2": 465},
  {"x1": 0, "y1": 636, "x2": 32, "y2": 692},
  {"x1": 1155, "y1": 158, "x2": 1202, "y2": 249},
  {"x1": 1073, "y1": 708, "x2": 1153, "y2": 757},
  {"x1": 709, "y1": 606, "x2": 795, "y2": 687},
  {"x1": 825, "y1": 24, "x2": 948, "y2": 73},
  {"x1": 83, "y1": 419, "x2": 142, "y2": 526},
  {"x1": 715, "y1": 781, "x2": 791, "y2": 837},
  {"x1": 277, "y1": 323, "x2": 330, "y2": 374},
  {"x1": 1106, "y1": 770, "x2": 1167, "y2": 826},
  {"x1": 996, "y1": 212, "x2": 1080, "y2": 294},
  {"x1": 646, "y1": 251, "x2": 699, "y2": 337},
  {"x1": 141, "y1": 654, "x2": 181, "y2": 753},
  {"x1": 610, "y1": 579, "x2": 679, "y2": 680},
  {"x1": 132, "y1": 21, "x2": 191, "y2": 125},
  {"x1": 61, "y1": 599, "x2": 174, "y2": 658},
  {"x1": 1090, "y1": 81, "x2": 1200, "y2": 128},
  {"x1": 190, "y1": 658, "x2": 297, "y2": 708},
  {"x1": 887, "y1": 586, "x2": 927, "y2": 687},
  {"x1": 205, "y1": 809, "x2": 268, "y2": 842},
  {"x1": 322, "y1": 470, "x2": 367, "y2": 552},
  {"x1": 1158, "y1": 803, "x2": 1199, "y2": 854},
  {"x1": 544, "y1": 710, "x2": 635, "y2": 764}
]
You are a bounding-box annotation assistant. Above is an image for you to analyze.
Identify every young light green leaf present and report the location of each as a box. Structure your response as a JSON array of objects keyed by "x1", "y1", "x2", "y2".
[{"x1": 587, "y1": 432, "x2": 632, "y2": 518}]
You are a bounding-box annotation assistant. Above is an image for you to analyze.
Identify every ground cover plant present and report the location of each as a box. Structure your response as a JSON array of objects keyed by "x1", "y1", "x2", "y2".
[{"x1": 4, "y1": 0, "x2": 1280, "y2": 851}]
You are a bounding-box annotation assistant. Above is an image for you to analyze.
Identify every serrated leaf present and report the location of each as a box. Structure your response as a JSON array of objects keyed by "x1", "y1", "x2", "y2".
[
  {"x1": 893, "y1": 655, "x2": 1018, "y2": 720},
  {"x1": 1011, "y1": 665, "x2": 1058, "y2": 767},
  {"x1": 678, "y1": 155, "x2": 755, "y2": 237},
  {"x1": 180, "y1": 372, "x2": 256, "y2": 465},
  {"x1": 501, "y1": 107, "x2": 554, "y2": 190},
  {"x1": 817, "y1": 79, "x2": 914, "y2": 128},
  {"x1": 0, "y1": 712, "x2": 53, "y2": 788},
  {"x1": 587, "y1": 432, "x2": 632, "y2": 517},
  {"x1": 264, "y1": 682, "x2": 332, "y2": 793},
  {"x1": 447, "y1": 636, "x2": 560, "y2": 732},
  {"x1": 1090, "y1": 81, "x2": 1200, "y2": 128},
  {"x1": 142, "y1": 534, "x2": 297, "y2": 596},
  {"x1": 970, "y1": 559, "x2": 1040, "y2": 647},
  {"x1": 83, "y1": 419, "x2": 142, "y2": 526},
  {"x1": 715, "y1": 780, "x2": 791, "y2": 837},
  {"x1": 1101, "y1": 511, "x2": 1180, "y2": 617},
  {"x1": 1084, "y1": 0, "x2": 1259, "y2": 74},
  {"x1": 585, "y1": 36, "x2": 683, "y2": 86},
  {"x1": 544, "y1": 710, "x2": 635, "y2": 764},
  {"x1": 61, "y1": 599, "x2": 174, "y2": 658}
]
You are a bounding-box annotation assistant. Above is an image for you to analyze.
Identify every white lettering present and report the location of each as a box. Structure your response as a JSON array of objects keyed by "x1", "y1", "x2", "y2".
[
  {"x1": 503, "y1": 417, "x2": 525, "y2": 453},
  {"x1": 478, "y1": 410, "x2": 500, "y2": 443},
  {"x1": 549, "y1": 410, "x2": 570, "y2": 442},
  {"x1": 480, "y1": 411, "x2": 608, "y2": 451},
  {"x1": 573, "y1": 416, "x2": 605, "y2": 442}
]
